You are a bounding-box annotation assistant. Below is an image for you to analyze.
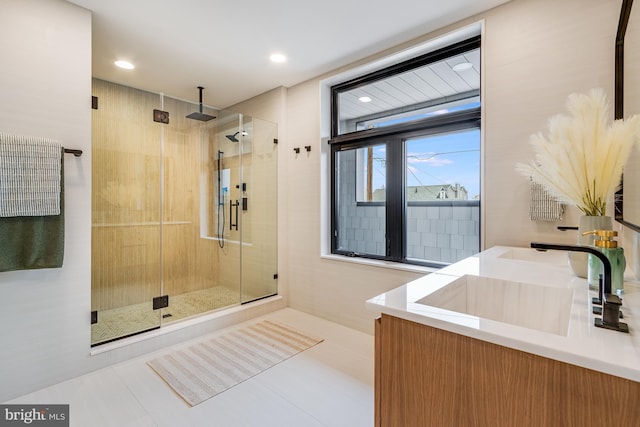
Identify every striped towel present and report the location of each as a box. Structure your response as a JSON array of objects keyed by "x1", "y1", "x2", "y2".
[
  {"x1": 529, "y1": 181, "x2": 564, "y2": 221},
  {"x1": 0, "y1": 132, "x2": 62, "y2": 217}
]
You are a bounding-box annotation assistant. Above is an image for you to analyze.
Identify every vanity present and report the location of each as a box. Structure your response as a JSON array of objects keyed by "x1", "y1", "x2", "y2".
[
  {"x1": 367, "y1": 1, "x2": 640, "y2": 424},
  {"x1": 367, "y1": 246, "x2": 640, "y2": 426}
]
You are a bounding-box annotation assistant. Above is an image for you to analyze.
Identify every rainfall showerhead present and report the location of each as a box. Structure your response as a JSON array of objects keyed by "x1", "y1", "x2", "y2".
[
  {"x1": 186, "y1": 86, "x2": 216, "y2": 121},
  {"x1": 225, "y1": 131, "x2": 247, "y2": 142},
  {"x1": 226, "y1": 132, "x2": 239, "y2": 142}
]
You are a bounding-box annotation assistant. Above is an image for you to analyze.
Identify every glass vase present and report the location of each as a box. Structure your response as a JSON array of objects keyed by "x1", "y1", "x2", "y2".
[{"x1": 568, "y1": 215, "x2": 612, "y2": 282}]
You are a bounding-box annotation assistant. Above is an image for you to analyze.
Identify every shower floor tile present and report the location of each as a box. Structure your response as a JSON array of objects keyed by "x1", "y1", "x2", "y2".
[{"x1": 91, "y1": 286, "x2": 239, "y2": 345}]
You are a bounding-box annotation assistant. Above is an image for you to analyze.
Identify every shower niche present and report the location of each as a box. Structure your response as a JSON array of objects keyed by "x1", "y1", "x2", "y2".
[{"x1": 90, "y1": 79, "x2": 278, "y2": 346}]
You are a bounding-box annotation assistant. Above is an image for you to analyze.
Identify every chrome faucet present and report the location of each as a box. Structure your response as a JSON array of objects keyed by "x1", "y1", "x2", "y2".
[{"x1": 530, "y1": 242, "x2": 628, "y2": 333}]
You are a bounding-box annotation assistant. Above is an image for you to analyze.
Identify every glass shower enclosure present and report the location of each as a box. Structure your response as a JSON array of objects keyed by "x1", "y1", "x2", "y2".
[{"x1": 90, "y1": 79, "x2": 278, "y2": 346}]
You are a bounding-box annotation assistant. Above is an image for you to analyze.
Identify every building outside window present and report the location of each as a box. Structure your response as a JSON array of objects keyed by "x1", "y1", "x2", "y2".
[{"x1": 330, "y1": 37, "x2": 481, "y2": 267}]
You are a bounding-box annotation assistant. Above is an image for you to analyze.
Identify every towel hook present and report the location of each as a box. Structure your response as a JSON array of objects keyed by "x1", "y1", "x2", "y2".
[{"x1": 64, "y1": 149, "x2": 83, "y2": 157}]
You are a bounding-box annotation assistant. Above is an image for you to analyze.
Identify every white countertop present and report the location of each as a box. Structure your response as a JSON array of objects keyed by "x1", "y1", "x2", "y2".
[{"x1": 366, "y1": 246, "x2": 640, "y2": 382}]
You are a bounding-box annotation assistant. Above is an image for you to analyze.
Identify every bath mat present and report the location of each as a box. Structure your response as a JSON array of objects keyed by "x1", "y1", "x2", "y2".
[{"x1": 147, "y1": 320, "x2": 324, "y2": 406}]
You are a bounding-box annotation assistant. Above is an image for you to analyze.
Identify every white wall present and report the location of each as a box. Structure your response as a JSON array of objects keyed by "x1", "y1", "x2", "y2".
[
  {"x1": 283, "y1": 0, "x2": 632, "y2": 334},
  {"x1": 286, "y1": 78, "x2": 425, "y2": 332},
  {"x1": 483, "y1": 0, "x2": 637, "y2": 277},
  {"x1": 229, "y1": 84, "x2": 423, "y2": 331},
  {"x1": 482, "y1": 0, "x2": 619, "y2": 248},
  {"x1": 0, "y1": 0, "x2": 93, "y2": 401}
]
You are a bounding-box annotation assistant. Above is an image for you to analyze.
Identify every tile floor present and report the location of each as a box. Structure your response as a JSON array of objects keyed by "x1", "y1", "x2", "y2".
[
  {"x1": 7, "y1": 308, "x2": 375, "y2": 427},
  {"x1": 91, "y1": 286, "x2": 240, "y2": 345}
]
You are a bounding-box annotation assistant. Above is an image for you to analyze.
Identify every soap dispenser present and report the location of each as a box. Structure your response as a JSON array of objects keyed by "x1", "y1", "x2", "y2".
[{"x1": 582, "y1": 229, "x2": 626, "y2": 295}]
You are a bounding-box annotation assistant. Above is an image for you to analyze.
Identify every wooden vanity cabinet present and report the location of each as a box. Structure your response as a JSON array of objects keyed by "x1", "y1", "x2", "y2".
[{"x1": 374, "y1": 314, "x2": 640, "y2": 427}]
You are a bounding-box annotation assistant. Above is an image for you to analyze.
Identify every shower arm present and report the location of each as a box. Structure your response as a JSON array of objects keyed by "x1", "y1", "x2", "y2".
[{"x1": 197, "y1": 86, "x2": 204, "y2": 113}]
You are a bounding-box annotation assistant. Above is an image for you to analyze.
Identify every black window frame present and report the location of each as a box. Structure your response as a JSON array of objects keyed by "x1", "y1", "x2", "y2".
[
  {"x1": 330, "y1": 36, "x2": 481, "y2": 267},
  {"x1": 330, "y1": 35, "x2": 480, "y2": 141}
]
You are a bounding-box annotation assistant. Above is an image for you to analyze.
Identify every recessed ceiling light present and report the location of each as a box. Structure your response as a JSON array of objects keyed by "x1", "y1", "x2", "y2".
[
  {"x1": 270, "y1": 53, "x2": 287, "y2": 63},
  {"x1": 452, "y1": 62, "x2": 473, "y2": 72},
  {"x1": 114, "y1": 60, "x2": 135, "y2": 70},
  {"x1": 359, "y1": 96, "x2": 372, "y2": 103}
]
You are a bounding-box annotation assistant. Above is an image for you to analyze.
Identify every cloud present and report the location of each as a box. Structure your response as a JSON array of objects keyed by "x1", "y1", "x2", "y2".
[{"x1": 408, "y1": 155, "x2": 453, "y2": 167}]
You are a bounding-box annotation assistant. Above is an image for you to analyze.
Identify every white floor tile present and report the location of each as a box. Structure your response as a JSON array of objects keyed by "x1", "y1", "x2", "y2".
[
  {"x1": 5, "y1": 308, "x2": 375, "y2": 427},
  {"x1": 7, "y1": 367, "x2": 152, "y2": 427},
  {"x1": 254, "y1": 342, "x2": 374, "y2": 427}
]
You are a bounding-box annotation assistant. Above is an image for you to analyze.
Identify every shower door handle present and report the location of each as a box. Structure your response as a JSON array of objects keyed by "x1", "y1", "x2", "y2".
[
  {"x1": 229, "y1": 200, "x2": 239, "y2": 231},
  {"x1": 234, "y1": 200, "x2": 239, "y2": 231}
]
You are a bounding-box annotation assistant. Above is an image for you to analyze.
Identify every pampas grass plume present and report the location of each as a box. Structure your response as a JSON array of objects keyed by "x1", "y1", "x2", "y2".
[{"x1": 516, "y1": 88, "x2": 640, "y2": 216}]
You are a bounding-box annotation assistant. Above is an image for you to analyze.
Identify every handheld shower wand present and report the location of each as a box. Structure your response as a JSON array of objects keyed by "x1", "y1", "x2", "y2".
[{"x1": 217, "y1": 150, "x2": 225, "y2": 248}]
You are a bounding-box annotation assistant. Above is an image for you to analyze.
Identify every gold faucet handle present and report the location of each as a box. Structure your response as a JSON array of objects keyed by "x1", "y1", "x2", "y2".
[
  {"x1": 582, "y1": 229, "x2": 619, "y2": 248},
  {"x1": 581, "y1": 229, "x2": 618, "y2": 237}
]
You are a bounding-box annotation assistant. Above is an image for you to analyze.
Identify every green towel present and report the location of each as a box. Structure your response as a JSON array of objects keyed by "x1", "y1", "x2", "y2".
[{"x1": 0, "y1": 152, "x2": 64, "y2": 272}]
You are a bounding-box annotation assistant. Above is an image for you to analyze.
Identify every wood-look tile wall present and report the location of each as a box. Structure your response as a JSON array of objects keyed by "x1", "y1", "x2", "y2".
[
  {"x1": 91, "y1": 79, "x2": 223, "y2": 311},
  {"x1": 91, "y1": 80, "x2": 278, "y2": 312}
]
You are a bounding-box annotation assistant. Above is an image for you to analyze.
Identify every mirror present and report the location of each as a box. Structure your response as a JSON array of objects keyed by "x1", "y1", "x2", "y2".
[{"x1": 615, "y1": 0, "x2": 640, "y2": 233}]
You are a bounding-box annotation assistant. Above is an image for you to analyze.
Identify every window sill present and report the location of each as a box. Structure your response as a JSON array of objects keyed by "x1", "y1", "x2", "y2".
[{"x1": 320, "y1": 253, "x2": 440, "y2": 275}]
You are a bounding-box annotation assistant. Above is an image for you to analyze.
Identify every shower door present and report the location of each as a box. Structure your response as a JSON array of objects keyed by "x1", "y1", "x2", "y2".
[
  {"x1": 91, "y1": 79, "x2": 163, "y2": 345},
  {"x1": 91, "y1": 79, "x2": 277, "y2": 346},
  {"x1": 204, "y1": 112, "x2": 278, "y2": 304},
  {"x1": 238, "y1": 116, "x2": 278, "y2": 303}
]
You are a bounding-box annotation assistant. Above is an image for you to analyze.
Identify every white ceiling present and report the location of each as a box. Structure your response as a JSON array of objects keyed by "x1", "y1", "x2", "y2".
[{"x1": 67, "y1": 0, "x2": 510, "y2": 109}]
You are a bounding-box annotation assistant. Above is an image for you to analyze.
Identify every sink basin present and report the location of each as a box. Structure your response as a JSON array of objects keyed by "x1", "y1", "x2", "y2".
[
  {"x1": 497, "y1": 247, "x2": 569, "y2": 266},
  {"x1": 416, "y1": 275, "x2": 573, "y2": 336}
]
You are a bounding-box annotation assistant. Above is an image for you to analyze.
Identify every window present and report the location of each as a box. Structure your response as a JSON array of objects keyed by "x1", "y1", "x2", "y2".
[{"x1": 330, "y1": 37, "x2": 481, "y2": 267}]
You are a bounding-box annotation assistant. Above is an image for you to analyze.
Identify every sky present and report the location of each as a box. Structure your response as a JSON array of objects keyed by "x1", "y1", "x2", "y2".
[{"x1": 370, "y1": 128, "x2": 480, "y2": 199}]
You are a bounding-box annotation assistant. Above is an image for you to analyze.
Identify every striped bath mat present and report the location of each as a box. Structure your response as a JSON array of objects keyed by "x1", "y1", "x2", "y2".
[{"x1": 147, "y1": 320, "x2": 324, "y2": 406}]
